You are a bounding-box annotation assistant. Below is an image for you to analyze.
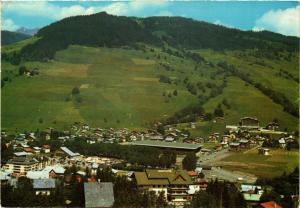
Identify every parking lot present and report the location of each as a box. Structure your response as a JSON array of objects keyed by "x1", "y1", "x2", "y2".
[
  {"x1": 203, "y1": 167, "x2": 257, "y2": 183},
  {"x1": 197, "y1": 149, "x2": 257, "y2": 183}
]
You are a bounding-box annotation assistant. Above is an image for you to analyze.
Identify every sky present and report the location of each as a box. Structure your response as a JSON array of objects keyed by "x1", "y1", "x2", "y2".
[{"x1": 1, "y1": 1, "x2": 299, "y2": 37}]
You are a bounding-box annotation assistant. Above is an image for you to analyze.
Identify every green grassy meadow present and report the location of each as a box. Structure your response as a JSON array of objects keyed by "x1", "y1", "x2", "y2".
[
  {"x1": 219, "y1": 148, "x2": 299, "y2": 178},
  {"x1": 1, "y1": 43, "x2": 299, "y2": 136},
  {"x1": 199, "y1": 49, "x2": 299, "y2": 107},
  {"x1": 2, "y1": 45, "x2": 200, "y2": 132}
]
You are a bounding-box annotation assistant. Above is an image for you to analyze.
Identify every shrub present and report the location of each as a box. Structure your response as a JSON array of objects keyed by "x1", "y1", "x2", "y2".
[{"x1": 72, "y1": 87, "x2": 80, "y2": 95}]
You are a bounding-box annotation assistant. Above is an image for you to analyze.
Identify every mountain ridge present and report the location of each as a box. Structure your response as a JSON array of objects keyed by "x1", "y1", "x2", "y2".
[
  {"x1": 1, "y1": 30, "x2": 31, "y2": 45},
  {"x1": 8, "y1": 12, "x2": 298, "y2": 61},
  {"x1": 16, "y1": 27, "x2": 39, "y2": 36}
]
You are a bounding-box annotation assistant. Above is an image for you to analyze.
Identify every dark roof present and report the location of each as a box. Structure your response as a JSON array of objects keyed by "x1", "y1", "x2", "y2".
[
  {"x1": 132, "y1": 140, "x2": 202, "y2": 150},
  {"x1": 84, "y1": 182, "x2": 114, "y2": 208},
  {"x1": 7, "y1": 157, "x2": 39, "y2": 165},
  {"x1": 241, "y1": 117, "x2": 258, "y2": 121}
]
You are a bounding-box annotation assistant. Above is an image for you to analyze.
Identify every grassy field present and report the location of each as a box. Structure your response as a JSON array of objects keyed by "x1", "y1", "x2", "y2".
[
  {"x1": 2, "y1": 37, "x2": 39, "y2": 54},
  {"x1": 219, "y1": 148, "x2": 299, "y2": 178},
  {"x1": 2, "y1": 45, "x2": 200, "y2": 132},
  {"x1": 199, "y1": 49, "x2": 299, "y2": 107},
  {"x1": 1, "y1": 44, "x2": 298, "y2": 135},
  {"x1": 185, "y1": 76, "x2": 298, "y2": 138}
]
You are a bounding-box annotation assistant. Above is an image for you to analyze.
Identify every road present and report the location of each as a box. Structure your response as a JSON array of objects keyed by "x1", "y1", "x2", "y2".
[{"x1": 198, "y1": 149, "x2": 231, "y2": 165}]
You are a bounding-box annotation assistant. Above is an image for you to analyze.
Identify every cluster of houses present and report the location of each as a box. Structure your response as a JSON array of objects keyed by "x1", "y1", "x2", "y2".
[
  {"x1": 0, "y1": 142, "x2": 119, "y2": 207},
  {"x1": 134, "y1": 168, "x2": 286, "y2": 207},
  {"x1": 1, "y1": 117, "x2": 298, "y2": 207},
  {"x1": 69, "y1": 122, "x2": 191, "y2": 144},
  {"x1": 3, "y1": 144, "x2": 124, "y2": 177},
  {"x1": 205, "y1": 117, "x2": 297, "y2": 154},
  {"x1": 0, "y1": 153, "x2": 286, "y2": 208},
  {"x1": 240, "y1": 185, "x2": 286, "y2": 208}
]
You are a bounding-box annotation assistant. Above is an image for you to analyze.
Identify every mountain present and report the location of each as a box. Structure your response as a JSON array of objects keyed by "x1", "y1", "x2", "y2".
[
  {"x1": 14, "y1": 12, "x2": 298, "y2": 61},
  {"x1": 1, "y1": 12, "x2": 299, "y2": 135},
  {"x1": 16, "y1": 27, "x2": 39, "y2": 36},
  {"x1": 1, "y1": 30, "x2": 31, "y2": 45}
]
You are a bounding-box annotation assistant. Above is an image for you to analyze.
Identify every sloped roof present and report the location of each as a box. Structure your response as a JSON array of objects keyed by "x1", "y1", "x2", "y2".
[
  {"x1": 132, "y1": 140, "x2": 202, "y2": 150},
  {"x1": 7, "y1": 157, "x2": 39, "y2": 165},
  {"x1": 33, "y1": 179, "x2": 56, "y2": 189},
  {"x1": 60, "y1": 147, "x2": 80, "y2": 157},
  {"x1": 239, "y1": 139, "x2": 249, "y2": 143},
  {"x1": 43, "y1": 144, "x2": 50, "y2": 149},
  {"x1": 171, "y1": 170, "x2": 192, "y2": 185},
  {"x1": 135, "y1": 169, "x2": 192, "y2": 186},
  {"x1": 135, "y1": 172, "x2": 169, "y2": 185},
  {"x1": 14, "y1": 151, "x2": 32, "y2": 156},
  {"x1": 229, "y1": 142, "x2": 240, "y2": 146},
  {"x1": 43, "y1": 165, "x2": 65, "y2": 174},
  {"x1": 187, "y1": 171, "x2": 198, "y2": 177},
  {"x1": 27, "y1": 171, "x2": 49, "y2": 179},
  {"x1": 84, "y1": 182, "x2": 114, "y2": 208}
]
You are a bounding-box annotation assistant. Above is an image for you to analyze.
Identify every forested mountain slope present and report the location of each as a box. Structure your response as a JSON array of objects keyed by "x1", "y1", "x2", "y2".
[{"x1": 1, "y1": 30, "x2": 30, "y2": 45}]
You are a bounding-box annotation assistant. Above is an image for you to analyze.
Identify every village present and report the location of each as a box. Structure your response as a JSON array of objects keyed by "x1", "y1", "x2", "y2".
[{"x1": 1, "y1": 117, "x2": 299, "y2": 208}]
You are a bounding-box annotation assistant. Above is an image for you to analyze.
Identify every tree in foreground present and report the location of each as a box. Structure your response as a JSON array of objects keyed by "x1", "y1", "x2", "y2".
[{"x1": 182, "y1": 152, "x2": 197, "y2": 171}]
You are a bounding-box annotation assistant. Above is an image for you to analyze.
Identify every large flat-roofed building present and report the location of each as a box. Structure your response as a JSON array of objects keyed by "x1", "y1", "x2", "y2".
[
  {"x1": 4, "y1": 156, "x2": 51, "y2": 177},
  {"x1": 135, "y1": 169, "x2": 193, "y2": 206},
  {"x1": 131, "y1": 140, "x2": 202, "y2": 152},
  {"x1": 4, "y1": 157, "x2": 40, "y2": 176}
]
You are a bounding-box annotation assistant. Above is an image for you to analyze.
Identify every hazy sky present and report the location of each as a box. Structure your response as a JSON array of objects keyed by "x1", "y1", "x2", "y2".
[{"x1": 2, "y1": 1, "x2": 299, "y2": 37}]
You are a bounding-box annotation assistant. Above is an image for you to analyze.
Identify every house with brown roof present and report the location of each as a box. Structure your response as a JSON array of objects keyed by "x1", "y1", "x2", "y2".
[
  {"x1": 240, "y1": 117, "x2": 260, "y2": 129},
  {"x1": 134, "y1": 169, "x2": 192, "y2": 206},
  {"x1": 265, "y1": 122, "x2": 279, "y2": 131},
  {"x1": 42, "y1": 145, "x2": 51, "y2": 153}
]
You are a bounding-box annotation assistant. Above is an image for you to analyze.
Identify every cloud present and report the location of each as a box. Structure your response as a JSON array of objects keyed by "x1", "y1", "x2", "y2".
[
  {"x1": 101, "y1": 2, "x2": 129, "y2": 16},
  {"x1": 129, "y1": 0, "x2": 167, "y2": 11},
  {"x1": 3, "y1": 0, "x2": 168, "y2": 21},
  {"x1": 1, "y1": 18, "x2": 19, "y2": 31},
  {"x1": 214, "y1": 20, "x2": 233, "y2": 28},
  {"x1": 155, "y1": 11, "x2": 173, "y2": 17},
  {"x1": 252, "y1": 26, "x2": 264, "y2": 32},
  {"x1": 254, "y1": 5, "x2": 300, "y2": 37},
  {"x1": 3, "y1": 1, "x2": 102, "y2": 20}
]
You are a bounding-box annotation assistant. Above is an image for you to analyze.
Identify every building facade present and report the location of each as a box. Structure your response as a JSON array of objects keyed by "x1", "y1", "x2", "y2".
[{"x1": 135, "y1": 169, "x2": 192, "y2": 206}]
